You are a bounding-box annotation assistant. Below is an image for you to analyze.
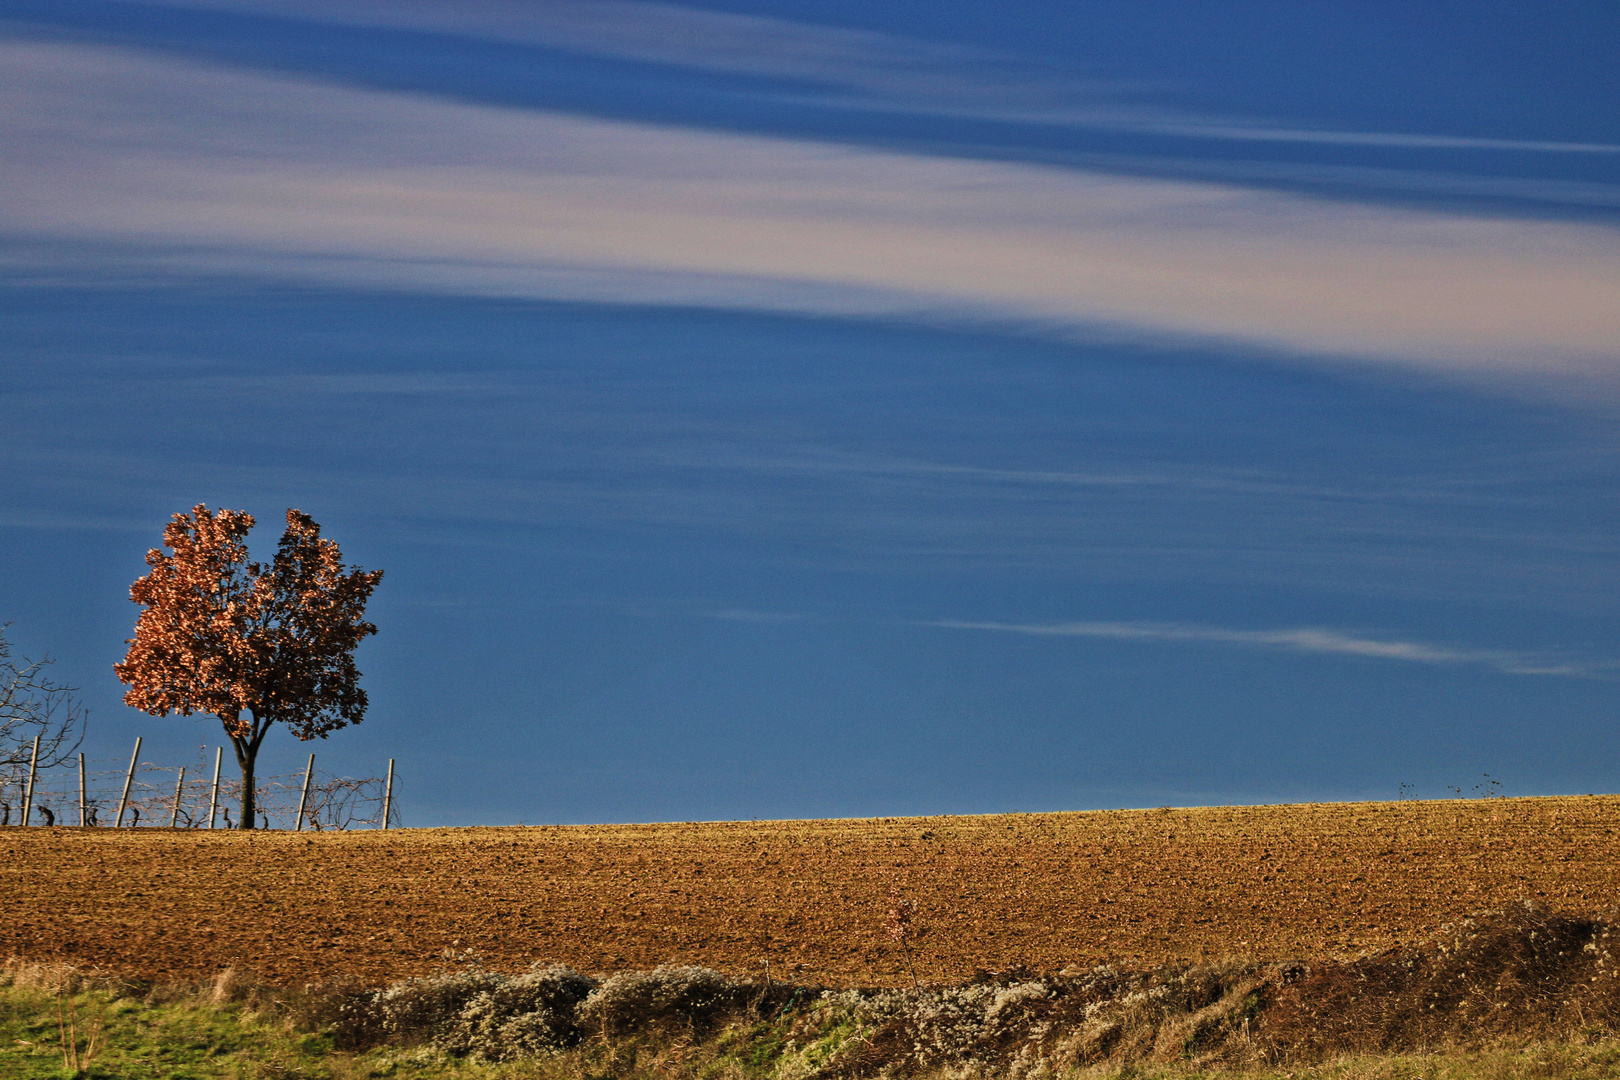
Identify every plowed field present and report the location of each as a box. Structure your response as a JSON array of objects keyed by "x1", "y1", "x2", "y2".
[{"x1": 5, "y1": 796, "x2": 1619, "y2": 987}]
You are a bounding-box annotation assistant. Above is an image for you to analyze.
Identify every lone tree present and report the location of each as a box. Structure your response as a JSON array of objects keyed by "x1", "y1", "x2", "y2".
[{"x1": 115, "y1": 505, "x2": 383, "y2": 829}]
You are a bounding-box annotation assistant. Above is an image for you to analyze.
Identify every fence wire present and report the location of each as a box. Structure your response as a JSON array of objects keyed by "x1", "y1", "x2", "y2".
[{"x1": 0, "y1": 745, "x2": 398, "y2": 829}]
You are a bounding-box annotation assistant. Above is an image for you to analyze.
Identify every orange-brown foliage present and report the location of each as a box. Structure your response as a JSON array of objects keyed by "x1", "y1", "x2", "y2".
[
  {"x1": 115, "y1": 504, "x2": 382, "y2": 742},
  {"x1": 113, "y1": 505, "x2": 382, "y2": 826}
]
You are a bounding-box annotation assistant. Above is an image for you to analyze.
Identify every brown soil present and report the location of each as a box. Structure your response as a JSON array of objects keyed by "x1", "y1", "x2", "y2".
[{"x1": 4, "y1": 796, "x2": 1618, "y2": 988}]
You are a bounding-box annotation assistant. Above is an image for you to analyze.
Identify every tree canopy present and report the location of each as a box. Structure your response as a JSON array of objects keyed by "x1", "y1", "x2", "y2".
[{"x1": 115, "y1": 505, "x2": 383, "y2": 828}]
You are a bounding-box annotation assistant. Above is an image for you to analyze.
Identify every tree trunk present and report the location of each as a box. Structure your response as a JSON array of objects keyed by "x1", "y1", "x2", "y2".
[
  {"x1": 226, "y1": 710, "x2": 272, "y2": 830},
  {"x1": 234, "y1": 736, "x2": 257, "y2": 829}
]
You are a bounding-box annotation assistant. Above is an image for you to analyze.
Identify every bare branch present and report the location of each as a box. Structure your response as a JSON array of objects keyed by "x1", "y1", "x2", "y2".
[{"x1": 0, "y1": 623, "x2": 87, "y2": 780}]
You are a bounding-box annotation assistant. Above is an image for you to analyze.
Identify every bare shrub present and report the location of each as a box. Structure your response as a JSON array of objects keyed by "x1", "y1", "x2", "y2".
[
  {"x1": 0, "y1": 625, "x2": 86, "y2": 786},
  {"x1": 363, "y1": 959, "x2": 504, "y2": 1046},
  {"x1": 815, "y1": 960, "x2": 1265, "y2": 1079},
  {"x1": 435, "y1": 963, "x2": 598, "y2": 1060},
  {"x1": 576, "y1": 964, "x2": 744, "y2": 1038},
  {"x1": 302, "y1": 775, "x2": 390, "y2": 830},
  {"x1": 354, "y1": 956, "x2": 596, "y2": 1060}
]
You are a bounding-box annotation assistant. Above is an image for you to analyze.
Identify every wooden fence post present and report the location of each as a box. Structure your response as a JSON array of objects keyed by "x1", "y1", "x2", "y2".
[
  {"x1": 21, "y1": 735, "x2": 40, "y2": 827},
  {"x1": 294, "y1": 753, "x2": 315, "y2": 831},
  {"x1": 79, "y1": 753, "x2": 87, "y2": 827},
  {"x1": 115, "y1": 736, "x2": 141, "y2": 828},
  {"x1": 208, "y1": 747, "x2": 222, "y2": 831},
  {"x1": 169, "y1": 767, "x2": 186, "y2": 828},
  {"x1": 381, "y1": 758, "x2": 395, "y2": 830}
]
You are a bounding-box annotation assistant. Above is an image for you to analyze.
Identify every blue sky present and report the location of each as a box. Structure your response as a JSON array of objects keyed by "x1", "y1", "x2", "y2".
[{"x1": 2, "y1": 1, "x2": 1617, "y2": 824}]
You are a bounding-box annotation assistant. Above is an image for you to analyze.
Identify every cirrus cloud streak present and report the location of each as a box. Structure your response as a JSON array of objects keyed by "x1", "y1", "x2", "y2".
[
  {"x1": 927, "y1": 619, "x2": 1607, "y2": 678},
  {"x1": 3, "y1": 38, "x2": 1619, "y2": 392}
]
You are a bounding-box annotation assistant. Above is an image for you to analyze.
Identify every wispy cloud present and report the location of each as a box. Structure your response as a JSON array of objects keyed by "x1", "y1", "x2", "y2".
[
  {"x1": 122, "y1": 0, "x2": 1620, "y2": 156},
  {"x1": 927, "y1": 619, "x2": 1607, "y2": 677},
  {"x1": 3, "y1": 39, "x2": 1620, "y2": 393}
]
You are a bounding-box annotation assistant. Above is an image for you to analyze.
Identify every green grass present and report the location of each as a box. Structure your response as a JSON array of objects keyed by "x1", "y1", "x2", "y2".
[
  {"x1": 5, "y1": 981, "x2": 1620, "y2": 1080},
  {"x1": 5, "y1": 983, "x2": 301, "y2": 1079},
  {"x1": 0, "y1": 982, "x2": 460, "y2": 1080}
]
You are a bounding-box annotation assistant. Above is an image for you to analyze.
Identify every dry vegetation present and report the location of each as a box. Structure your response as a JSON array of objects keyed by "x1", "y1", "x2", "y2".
[
  {"x1": 5, "y1": 795, "x2": 1619, "y2": 989},
  {"x1": 9, "y1": 904, "x2": 1620, "y2": 1077}
]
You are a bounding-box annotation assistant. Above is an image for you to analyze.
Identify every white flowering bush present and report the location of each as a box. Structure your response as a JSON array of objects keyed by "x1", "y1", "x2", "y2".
[
  {"x1": 362, "y1": 958, "x2": 596, "y2": 1060},
  {"x1": 434, "y1": 963, "x2": 598, "y2": 1060},
  {"x1": 577, "y1": 964, "x2": 743, "y2": 1037},
  {"x1": 366, "y1": 963, "x2": 497, "y2": 1045}
]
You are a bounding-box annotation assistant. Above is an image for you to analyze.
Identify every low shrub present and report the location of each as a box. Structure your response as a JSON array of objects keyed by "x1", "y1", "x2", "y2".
[
  {"x1": 577, "y1": 964, "x2": 749, "y2": 1038},
  {"x1": 818, "y1": 959, "x2": 1265, "y2": 1078},
  {"x1": 357, "y1": 956, "x2": 597, "y2": 1060},
  {"x1": 436, "y1": 963, "x2": 598, "y2": 1060}
]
